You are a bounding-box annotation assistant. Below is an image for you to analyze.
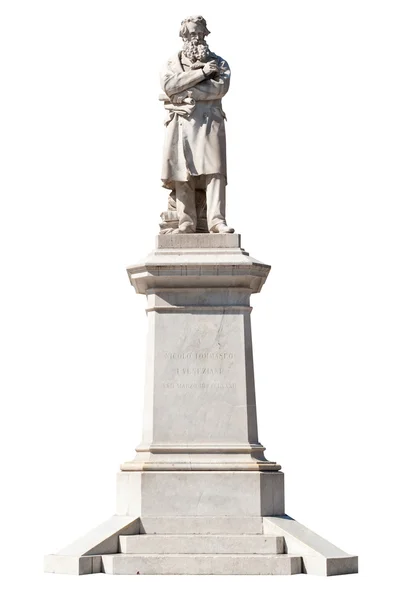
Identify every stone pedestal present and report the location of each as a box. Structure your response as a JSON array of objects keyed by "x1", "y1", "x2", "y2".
[
  {"x1": 44, "y1": 234, "x2": 358, "y2": 576},
  {"x1": 124, "y1": 235, "x2": 275, "y2": 461},
  {"x1": 118, "y1": 233, "x2": 283, "y2": 516}
]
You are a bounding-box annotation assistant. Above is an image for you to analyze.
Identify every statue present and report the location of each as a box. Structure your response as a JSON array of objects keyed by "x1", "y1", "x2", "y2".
[
  {"x1": 44, "y1": 13, "x2": 358, "y2": 577},
  {"x1": 159, "y1": 15, "x2": 234, "y2": 235}
]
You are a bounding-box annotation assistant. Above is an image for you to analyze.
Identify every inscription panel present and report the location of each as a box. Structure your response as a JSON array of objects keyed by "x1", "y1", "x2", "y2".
[
  {"x1": 162, "y1": 351, "x2": 236, "y2": 390},
  {"x1": 152, "y1": 313, "x2": 250, "y2": 444}
]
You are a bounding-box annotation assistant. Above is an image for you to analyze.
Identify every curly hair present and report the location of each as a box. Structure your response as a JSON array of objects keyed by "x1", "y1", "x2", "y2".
[{"x1": 179, "y1": 15, "x2": 210, "y2": 40}]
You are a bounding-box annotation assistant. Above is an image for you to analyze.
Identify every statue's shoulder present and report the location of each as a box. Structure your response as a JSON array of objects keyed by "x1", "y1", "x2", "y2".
[{"x1": 164, "y1": 51, "x2": 182, "y2": 71}]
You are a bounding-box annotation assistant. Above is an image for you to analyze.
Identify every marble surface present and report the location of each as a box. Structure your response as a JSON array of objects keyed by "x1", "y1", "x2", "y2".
[
  {"x1": 124, "y1": 235, "x2": 277, "y2": 473},
  {"x1": 263, "y1": 516, "x2": 358, "y2": 576},
  {"x1": 44, "y1": 516, "x2": 140, "y2": 575},
  {"x1": 102, "y1": 553, "x2": 302, "y2": 576},
  {"x1": 116, "y1": 471, "x2": 285, "y2": 517},
  {"x1": 156, "y1": 233, "x2": 241, "y2": 249},
  {"x1": 119, "y1": 534, "x2": 284, "y2": 555},
  {"x1": 138, "y1": 516, "x2": 264, "y2": 534},
  {"x1": 44, "y1": 555, "x2": 102, "y2": 576},
  {"x1": 45, "y1": 515, "x2": 357, "y2": 576},
  {"x1": 127, "y1": 235, "x2": 270, "y2": 296}
]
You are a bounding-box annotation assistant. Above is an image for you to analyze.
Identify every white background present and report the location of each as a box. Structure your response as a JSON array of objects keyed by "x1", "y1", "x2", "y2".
[{"x1": 1, "y1": 0, "x2": 398, "y2": 598}]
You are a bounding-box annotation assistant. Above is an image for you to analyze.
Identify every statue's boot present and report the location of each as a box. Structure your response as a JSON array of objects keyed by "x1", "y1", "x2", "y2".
[
  {"x1": 210, "y1": 222, "x2": 235, "y2": 234},
  {"x1": 172, "y1": 223, "x2": 196, "y2": 234}
]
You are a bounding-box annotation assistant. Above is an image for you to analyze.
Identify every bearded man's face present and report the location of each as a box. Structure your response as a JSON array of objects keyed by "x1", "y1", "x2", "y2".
[{"x1": 182, "y1": 22, "x2": 211, "y2": 62}]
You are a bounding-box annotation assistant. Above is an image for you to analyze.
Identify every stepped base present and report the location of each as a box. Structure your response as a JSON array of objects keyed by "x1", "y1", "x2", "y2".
[
  {"x1": 102, "y1": 553, "x2": 302, "y2": 575},
  {"x1": 139, "y1": 516, "x2": 264, "y2": 534},
  {"x1": 44, "y1": 515, "x2": 358, "y2": 576},
  {"x1": 119, "y1": 533, "x2": 284, "y2": 554}
]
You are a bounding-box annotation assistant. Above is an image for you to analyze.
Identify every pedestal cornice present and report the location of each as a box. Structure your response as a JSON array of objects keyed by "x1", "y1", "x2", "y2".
[{"x1": 127, "y1": 234, "x2": 271, "y2": 295}]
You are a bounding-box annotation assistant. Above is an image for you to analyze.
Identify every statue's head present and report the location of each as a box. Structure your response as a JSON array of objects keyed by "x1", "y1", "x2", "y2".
[
  {"x1": 180, "y1": 16, "x2": 211, "y2": 62},
  {"x1": 179, "y1": 16, "x2": 210, "y2": 42}
]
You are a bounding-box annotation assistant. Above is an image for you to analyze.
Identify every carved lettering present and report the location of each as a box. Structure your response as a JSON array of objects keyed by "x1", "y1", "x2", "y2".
[
  {"x1": 159, "y1": 347, "x2": 237, "y2": 392},
  {"x1": 174, "y1": 367, "x2": 223, "y2": 375},
  {"x1": 162, "y1": 382, "x2": 236, "y2": 390},
  {"x1": 163, "y1": 351, "x2": 235, "y2": 361}
]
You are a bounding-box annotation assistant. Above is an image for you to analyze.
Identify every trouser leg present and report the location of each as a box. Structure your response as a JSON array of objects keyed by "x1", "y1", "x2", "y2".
[
  {"x1": 175, "y1": 178, "x2": 197, "y2": 232},
  {"x1": 205, "y1": 174, "x2": 226, "y2": 232}
]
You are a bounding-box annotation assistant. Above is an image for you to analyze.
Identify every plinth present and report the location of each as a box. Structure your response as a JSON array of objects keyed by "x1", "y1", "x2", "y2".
[
  {"x1": 118, "y1": 233, "x2": 283, "y2": 517},
  {"x1": 44, "y1": 234, "x2": 358, "y2": 576}
]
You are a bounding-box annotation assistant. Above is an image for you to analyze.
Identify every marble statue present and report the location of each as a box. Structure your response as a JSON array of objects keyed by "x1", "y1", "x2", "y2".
[
  {"x1": 44, "y1": 15, "x2": 358, "y2": 576},
  {"x1": 159, "y1": 15, "x2": 234, "y2": 234}
]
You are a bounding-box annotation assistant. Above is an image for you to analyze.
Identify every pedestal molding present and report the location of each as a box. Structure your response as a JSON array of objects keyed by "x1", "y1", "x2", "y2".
[
  {"x1": 155, "y1": 233, "x2": 242, "y2": 249},
  {"x1": 120, "y1": 462, "x2": 282, "y2": 472},
  {"x1": 146, "y1": 305, "x2": 252, "y2": 313},
  {"x1": 135, "y1": 443, "x2": 267, "y2": 454}
]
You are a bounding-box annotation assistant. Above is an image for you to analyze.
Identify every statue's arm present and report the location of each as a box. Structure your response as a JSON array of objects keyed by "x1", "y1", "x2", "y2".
[
  {"x1": 161, "y1": 65, "x2": 206, "y2": 96},
  {"x1": 188, "y1": 77, "x2": 230, "y2": 101},
  {"x1": 188, "y1": 58, "x2": 230, "y2": 101}
]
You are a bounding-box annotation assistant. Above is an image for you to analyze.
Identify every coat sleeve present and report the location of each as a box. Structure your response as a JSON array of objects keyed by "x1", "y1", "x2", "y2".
[
  {"x1": 187, "y1": 58, "x2": 231, "y2": 101},
  {"x1": 161, "y1": 60, "x2": 206, "y2": 96}
]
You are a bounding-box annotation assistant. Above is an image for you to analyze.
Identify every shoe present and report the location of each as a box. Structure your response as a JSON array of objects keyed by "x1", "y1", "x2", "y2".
[
  {"x1": 172, "y1": 225, "x2": 196, "y2": 234},
  {"x1": 210, "y1": 223, "x2": 235, "y2": 234}
]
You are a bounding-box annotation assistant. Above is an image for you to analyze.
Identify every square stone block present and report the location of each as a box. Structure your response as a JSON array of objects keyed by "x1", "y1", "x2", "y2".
[{"x1": 116, "y1": 471, "x2": 284, "y2": 517}]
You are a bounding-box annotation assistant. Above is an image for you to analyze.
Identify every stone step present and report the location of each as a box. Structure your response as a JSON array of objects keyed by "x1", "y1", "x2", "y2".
[
  {"x1": 102, "y1": 553, "x2": 302, "y2": 575},
  {"x1": 119, "y1": 534, "x2": 284, "y2": 555},
  {"x1": 139, "y1": 516, "x2": 264, "y2": 535}
]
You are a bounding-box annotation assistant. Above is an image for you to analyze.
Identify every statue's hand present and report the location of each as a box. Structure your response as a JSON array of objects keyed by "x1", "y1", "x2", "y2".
[
  {"x1": 190, "y1": 62, "x2": 206, "y2": 70},
  {"x1": 202, "y1": 60, "x2": 219, "y2": 78},
  {"x1": 170, "y1": 91, "x2": 194, "y2": 105}
]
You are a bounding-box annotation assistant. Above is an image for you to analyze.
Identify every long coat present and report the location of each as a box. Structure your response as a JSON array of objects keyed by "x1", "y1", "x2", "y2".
[{"x1": 160, "y1": 52, "x2": 230, "y2": 189}]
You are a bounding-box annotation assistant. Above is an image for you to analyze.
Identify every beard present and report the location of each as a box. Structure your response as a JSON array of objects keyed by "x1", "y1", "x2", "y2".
[{"x1": 182, "y1": 39, "x2": 211, "y2": 62}]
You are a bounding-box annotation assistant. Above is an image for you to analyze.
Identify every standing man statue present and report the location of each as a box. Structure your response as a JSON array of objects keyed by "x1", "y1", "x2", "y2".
[{"x1": 160, "y1": 16, "x2": 234, "y2": 234}]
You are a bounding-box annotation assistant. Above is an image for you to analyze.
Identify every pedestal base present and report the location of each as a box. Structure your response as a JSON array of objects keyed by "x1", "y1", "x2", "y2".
[
  {"x1": 44, "y1": 513, "x2": 358, "y2": 576},
  {"x1": 44, "y1": 234, "x2": 357, "y2": 576},
  {"x1": 116, "y1": 470, "x2": 285, "y2": 517}
]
